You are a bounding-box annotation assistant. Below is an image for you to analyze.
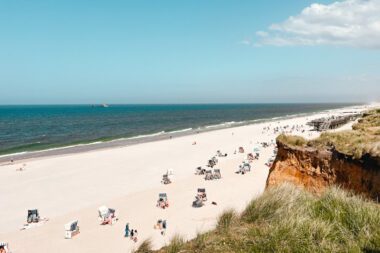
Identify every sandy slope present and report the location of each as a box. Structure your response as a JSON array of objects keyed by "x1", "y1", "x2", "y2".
[{"x1": 0, "y1": 105, "x2": 372, "y2": 253}]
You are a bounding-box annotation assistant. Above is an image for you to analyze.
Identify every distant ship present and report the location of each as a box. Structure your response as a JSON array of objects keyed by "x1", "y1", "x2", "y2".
[{"x1": 91, "y1": 104, "x2": 109, "y2": 108}]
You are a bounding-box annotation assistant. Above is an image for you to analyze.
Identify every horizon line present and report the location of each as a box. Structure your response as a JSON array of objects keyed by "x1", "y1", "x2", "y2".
[{"x1": 0, "y1": 102, "x2": 369, "y2": 106}]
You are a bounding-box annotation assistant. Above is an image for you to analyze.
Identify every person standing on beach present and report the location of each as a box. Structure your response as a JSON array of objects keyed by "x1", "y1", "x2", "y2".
[
  {"x1": 161, "y1": 220, "x2": 167, "y2": 236},
  {"x1": 124, "y1": 223, "x2": 130, "y2": 237}
]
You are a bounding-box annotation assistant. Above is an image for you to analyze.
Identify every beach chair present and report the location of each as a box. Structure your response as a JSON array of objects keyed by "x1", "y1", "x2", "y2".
[
  {"x1": 238, "y1": 162, "x2": 251, "y2": 174},
  {"x1": 195, "y1": 166, "x2": 206, "y2": 175},
  {"x1": 27, "y1": 209, "x2": 40, "y2": 223},
  {"x1": 161, "y1": 169, "x2": 174, "y2": 184},
  {"x1": 213, "y1": 169, "x2": 221, "y2": 179},
  {"x1": 0, "y1": 242, "x2": 10, "y2": 253},
  {"x1": 157, "y1": 193, "x2": 169, "y2": 209},
  {"x1": 64, "y1": 220, "x2": 80, "y2": 239},
  {"x1": 197, "y1": 188, "x2": 207, "y2": 201},
  {"x1": 204, "y1": 170, "x2": 213, "y2": 180},
  {"x1": 22, "y1": 209, "x2": 49, "y2": 230},
  {"x1": 192, "y1": 188, "x2": 207, "y2": 207},
  {"x1": 161, "y1": 174, "x2": 172, "y2": 184},
  {"x1": 98, "y1": 206, "x2": 117, "y2": 225}
]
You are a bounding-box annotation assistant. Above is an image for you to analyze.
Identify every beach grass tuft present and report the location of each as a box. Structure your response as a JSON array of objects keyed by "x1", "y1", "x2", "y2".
[
  {"x1": 216, "y1": 209, "x2": 236, "y2": 231},
  {"x1": 165, "y1": 234, "x2": 185, "y2": 253},
  {"x1": 134, "y1": 238, "x2": 153, "y2": 253},
  {"x1": 193, "y1": 232, "x2": 208, "y2": 251}
]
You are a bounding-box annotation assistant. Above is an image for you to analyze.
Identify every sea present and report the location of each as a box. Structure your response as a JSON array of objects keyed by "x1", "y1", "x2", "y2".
[{"x1": 0, "y1": 103, "x2": 359, "y2": 156}]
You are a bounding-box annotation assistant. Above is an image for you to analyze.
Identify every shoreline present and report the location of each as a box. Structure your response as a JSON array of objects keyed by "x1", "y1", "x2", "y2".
[{"x1": 0, "y1": 104, "x2": 366, "y2": 164}]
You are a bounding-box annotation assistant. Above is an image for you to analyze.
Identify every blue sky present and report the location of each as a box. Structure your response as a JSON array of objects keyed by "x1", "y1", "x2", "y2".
[{"x1": 0, "y1": 0, "x2": 379, "y2": 104}]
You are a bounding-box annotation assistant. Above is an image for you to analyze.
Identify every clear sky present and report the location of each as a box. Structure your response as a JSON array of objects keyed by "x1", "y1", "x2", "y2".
[{"x1": 0, "y1": 0, "x2": 379, "y2": 104}]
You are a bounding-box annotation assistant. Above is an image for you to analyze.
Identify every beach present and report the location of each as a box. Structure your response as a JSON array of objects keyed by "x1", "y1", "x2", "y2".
[{"x1": 0, "y1": 104, "x2": 374, "y2": 253}]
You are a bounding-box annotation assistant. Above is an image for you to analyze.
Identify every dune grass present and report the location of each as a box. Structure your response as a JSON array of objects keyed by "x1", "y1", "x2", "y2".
[
  {"x1": 165, "y1": 234, "x2": 185, "y2": 253},
  {"x1": 277, "y1": 134, "x2": 307, "y2": 147},
  {"x1": 279, "y1": 108, "x2": 380, "y2": 159},
  {"x1": 134, "y1": 238, "x2": 153, "y2": 253},
  {"x1": 216, "y1": 209, "x2": 236, "y2": 231},
  {"x1": 156, "y1": 184, "x2": 380, "y2": 253}
]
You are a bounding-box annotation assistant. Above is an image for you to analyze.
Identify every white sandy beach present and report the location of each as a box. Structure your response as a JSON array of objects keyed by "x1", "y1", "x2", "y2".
[{"x1": 0, "y1": 105, "x2": 375, "y2": 253}]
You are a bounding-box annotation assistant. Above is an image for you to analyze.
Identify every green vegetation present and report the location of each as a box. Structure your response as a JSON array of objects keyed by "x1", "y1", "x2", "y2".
[
  {"x1": 216, "y1": 209, "x2": 237, "y2": 231},
  {"x1": 277, "y1": 134, "x2": 307, "y2": 147},
  {"x1": 165, "y1": 235, "x2": 185, "y2": 253},
  {"x1": 134, "y1": 238, "x2": 153, "y2": 253},
  {"x1": 150, "y1": 184, "x2": 380, "y2": 253},
  {"x1": 279, "y1": 109, "x2": 380, "y2": 159}
]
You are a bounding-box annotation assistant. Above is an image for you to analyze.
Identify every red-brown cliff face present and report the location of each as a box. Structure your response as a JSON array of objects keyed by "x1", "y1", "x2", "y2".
[{"x1": 266, "y1": 140, "x2": 380, "y2": 200}]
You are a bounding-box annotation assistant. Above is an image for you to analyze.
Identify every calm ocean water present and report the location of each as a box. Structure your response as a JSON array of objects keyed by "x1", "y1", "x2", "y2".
[{"x1": 0, "y1": 104, "x2": 357, "y2": 155}]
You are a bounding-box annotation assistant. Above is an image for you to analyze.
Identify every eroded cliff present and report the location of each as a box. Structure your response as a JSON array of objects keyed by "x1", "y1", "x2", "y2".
[{"x1": 267, "y1": 109, "x2": 380, "y2": 201}]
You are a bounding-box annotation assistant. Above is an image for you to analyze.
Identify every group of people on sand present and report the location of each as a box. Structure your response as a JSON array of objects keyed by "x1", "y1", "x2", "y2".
[
  {"x1": 124, "y1": 223, "x2": 138, "y2": 242},
  {"x1": 262, "y1": 122, "x2": 308, "y2": 136},
  {"x1": 154, "y1": 219, "x2": 167, "y2": 235}
]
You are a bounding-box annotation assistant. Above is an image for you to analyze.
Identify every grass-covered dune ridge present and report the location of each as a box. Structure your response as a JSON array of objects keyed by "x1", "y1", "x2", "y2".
[
  {"x1": 278, "y1": 109, "x2": 380, "y2": 159},
  {"x1": 135, "y1": 184, "x2": 380, "y2": 253}
]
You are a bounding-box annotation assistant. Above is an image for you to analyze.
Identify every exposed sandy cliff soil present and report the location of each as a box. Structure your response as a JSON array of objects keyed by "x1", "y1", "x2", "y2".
[{"x1": 267, "y1": 136, "x2": 380, "y2": 200}]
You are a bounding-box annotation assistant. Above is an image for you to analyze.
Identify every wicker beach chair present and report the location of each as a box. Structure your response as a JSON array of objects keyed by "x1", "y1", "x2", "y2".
[
  {"x1": 205, "y1": 170, "x2": 213, "y2": 180},
  {"x1": 64, "y1": 220, "x2": 80, "y2": 239},
  {"x1": 213, "y1": 169, "x2": 221, "y2": 179},
  {"x1": 161, "y1": 174, "x2": 171, "y2": 184},
  {"x1": 161, "y1": 169, "x2": 174, "y2": 184},
  {"x1": 238, "y1": 162, "x2": 251, "y2": 174},
  {"x1": 192, "y1": 188, "x2": 207, "y2": 207},
  {"x1": 98, "y1": 206, "x2": 117, "y2": 225},
  {"x1": 27, "y1": 209, "x2": 40, "y2": 223},
  {"x1": 157, "y1": 193, "x2": 169, "y2": 209}
]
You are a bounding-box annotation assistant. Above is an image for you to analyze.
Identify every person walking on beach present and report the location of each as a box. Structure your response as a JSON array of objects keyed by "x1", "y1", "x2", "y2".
[
  {"x1": 124, "y1": 223, "x2": 130, "y2": 237},
  {"x1": 130, "y1": 228, "x2": 138, "y2": 242},
  {"x1": 161, "y1": 220, "x2": 167, "y2": 236}
]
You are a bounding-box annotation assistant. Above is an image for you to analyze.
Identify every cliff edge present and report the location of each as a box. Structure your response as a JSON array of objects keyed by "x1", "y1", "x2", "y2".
[{"x1": 267, "y1": 109, "x2": 380, "y2": 200}]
